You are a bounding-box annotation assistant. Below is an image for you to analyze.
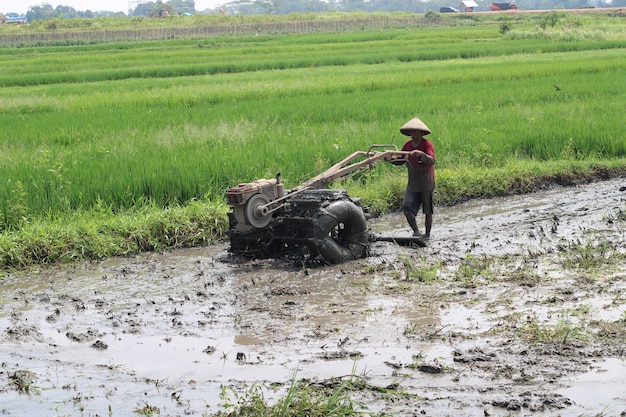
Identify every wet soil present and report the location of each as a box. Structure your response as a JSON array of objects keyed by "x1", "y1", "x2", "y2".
[{"x1": 1, "y1": 177, "x2": 625, "y2": 416}]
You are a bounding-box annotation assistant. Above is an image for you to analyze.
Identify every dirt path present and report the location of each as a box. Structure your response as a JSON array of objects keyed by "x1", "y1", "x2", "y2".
[{"x1": 1, "y1": 177, "x2": 625, "y2": 416}]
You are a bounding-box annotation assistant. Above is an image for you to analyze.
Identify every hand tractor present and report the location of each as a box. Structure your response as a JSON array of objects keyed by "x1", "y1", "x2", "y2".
[{"x1": 225, "y1": 145, "x2": 426, "y2": 265}]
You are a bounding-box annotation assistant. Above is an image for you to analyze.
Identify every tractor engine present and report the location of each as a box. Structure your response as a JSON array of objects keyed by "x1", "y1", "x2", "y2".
[{"x1": 225, "y1": 176, "x2": 285, "y2": 233}]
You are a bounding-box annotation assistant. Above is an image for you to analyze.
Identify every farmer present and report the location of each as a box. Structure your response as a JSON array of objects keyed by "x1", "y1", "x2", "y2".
[{"x1": 390, "y1": 117, "x2": 436, "y2": 239}]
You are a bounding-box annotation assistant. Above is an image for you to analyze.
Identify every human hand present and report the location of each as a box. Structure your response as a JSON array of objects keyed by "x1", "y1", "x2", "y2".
[{"x1": 386, "y1": 155, "x2": 406, "y2": 165}]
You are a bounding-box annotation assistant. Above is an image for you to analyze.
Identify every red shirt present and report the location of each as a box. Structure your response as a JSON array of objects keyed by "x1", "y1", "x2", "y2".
[{"x1": 401, "y1": 138, "x2": 435, "y2": 192}]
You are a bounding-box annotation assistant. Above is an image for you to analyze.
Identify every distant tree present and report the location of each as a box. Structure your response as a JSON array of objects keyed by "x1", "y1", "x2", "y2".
[
  {"x1": 336, "y1": 0, "x2": 368, "y2": 12},
  {"x1": 150, "y1": 1, "x2": 179, "y2": 17},
  {"x1": 131, "y1": 1, "x2": 156, "y2": 16},
  {"x1": 26, "y1": 3, "x2": 57, "y2": 21},
  {"x1": 16, "y1": 0, "x2": 623, "y2": 21},
  {"x1": 169, "y1": 0, "x2": 196, "y2": 13},
  {"x1": 273, "y1": 0, "x2": 334, "y2": 13},
  {"x1": 56, "y1": 5, "x2": 78, "y2": 18},
  {"x1": 128, "y1": 0, "x2": 192, "y2": 16}
]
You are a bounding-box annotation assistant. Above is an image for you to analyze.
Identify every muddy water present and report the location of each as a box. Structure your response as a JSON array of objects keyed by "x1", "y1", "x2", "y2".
[
  {"x1": 0, "y1": 249, "x2": 446, "y2": 416},
  {"x1": 0, "y1": 246, "x2": 446, "y2": 416},
  {"x1": 1, "y1": 177, "x2": 625, "y2": 416}
]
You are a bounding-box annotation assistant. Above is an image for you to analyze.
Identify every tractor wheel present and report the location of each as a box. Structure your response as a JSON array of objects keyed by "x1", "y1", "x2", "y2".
[{"x1": 314, "y1": 199, "x2": 369, "y2": 264}]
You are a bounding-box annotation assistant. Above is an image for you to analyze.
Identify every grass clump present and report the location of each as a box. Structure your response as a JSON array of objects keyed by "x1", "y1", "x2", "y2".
[
  {"x1": 9, "y1": 370, "x2": 38, "y2": 394},
  {"x1": 557, "y1": 237, "x2": 624, "y2": 271},
  {"x1": 134, "y1": 404, "x2": 160, "y2": 416},
  {"x1": 592, "y1": 315, "x2": 626, "y2": 350},
  {"x1": 214, "y1": 371, "x2": 367, "y2": 416},
  {"x1": 0, "y1": 198, "x2": 228, "y2": 271},
  {"x1": 521, "y1": 312, "x2": 589, "y2": 347},
  {"x1": 454, "y1": 254, "x2": 494, "y2": 288},
  {"x1": 399, "y1": 255, "x2": 439, "y2": 283}
]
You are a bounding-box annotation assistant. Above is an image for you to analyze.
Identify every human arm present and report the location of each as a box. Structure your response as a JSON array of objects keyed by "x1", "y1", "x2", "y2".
[
  {"x1": 410, "y1": 149, "x2": 435, "y2": 165},
  {"x1": 411, "y1": 140, "x2": 436, "y2": 165},
  {"x1": 386, "y1": 155, "x2": 407, "y2": 166}
]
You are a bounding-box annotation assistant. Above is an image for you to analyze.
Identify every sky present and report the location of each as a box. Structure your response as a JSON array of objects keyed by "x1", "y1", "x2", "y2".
[{"x1": 4, "y1": 0, "x2": 224, "y2": 15}]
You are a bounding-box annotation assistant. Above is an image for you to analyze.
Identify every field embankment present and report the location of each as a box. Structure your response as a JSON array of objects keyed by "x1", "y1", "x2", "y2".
[{"x1": 0, "y1": 11, "x2": 625, "y2": 271}]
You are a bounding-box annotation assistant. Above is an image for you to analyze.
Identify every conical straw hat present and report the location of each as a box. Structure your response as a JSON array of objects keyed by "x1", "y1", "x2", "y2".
[{"x1": 399, "y1": 117, "x2": 431, "y2": 136}]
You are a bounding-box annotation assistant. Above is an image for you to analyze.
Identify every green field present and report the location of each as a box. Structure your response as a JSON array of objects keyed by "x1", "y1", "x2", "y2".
[{"x1": 1, "y1": 11, "x2": 625, "y2": 270}]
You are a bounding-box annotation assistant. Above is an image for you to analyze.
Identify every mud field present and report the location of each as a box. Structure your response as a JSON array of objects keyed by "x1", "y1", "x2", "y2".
[{"x1": 1, "y1": 177, "x2": 625, "y2": 417}]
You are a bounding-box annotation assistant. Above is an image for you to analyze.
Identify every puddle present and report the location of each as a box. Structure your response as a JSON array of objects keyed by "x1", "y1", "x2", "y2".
[{"x1": 559, "y1": 358, "x2": 626, "y2": 416}]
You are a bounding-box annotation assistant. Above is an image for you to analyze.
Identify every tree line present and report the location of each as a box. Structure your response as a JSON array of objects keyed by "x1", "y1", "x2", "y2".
[{"x1": 11, "y1": 0, "x2": 626, "y2": 22}]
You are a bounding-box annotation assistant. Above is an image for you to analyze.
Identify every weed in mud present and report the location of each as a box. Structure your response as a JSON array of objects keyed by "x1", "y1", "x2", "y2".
[
  {"x1": 591, "y1": 315, "x2": 626, "y2": 348},
  {"x1": 398, "y1": 255, "x2": 439, "y2": 283},
  {"x1": 558, "y1": 237, "x2": 620, "y2": 270},
  {"x1": 571, "y1": 303, "x2": 593, "y2": 318},
  {"x1": 454, "y1": 254, "x2": 493, "y2": 288},
  {"x1": 9, "y1": 370, "x2": 38, "y2": 394},
  {"x1": 609, "y1": 289, "x2": 625, "y2": 307},
  {"x1": 217, "y1": 383, "x2": 267, "y2": 416},
  {"x1": 604, "y1": 205, "x2": 626, "y2": 224},
  {"x1": 360, "y1": 261, "x2": 390, "y2": 275},
  {"x1": 412, "y1": 352, "x2": 425, "y2": 364},
  {"x1": 134, "y1": 403, "x2": 160, "y2": 416},
  {"x1": 521, "y1": 312, "x2": 588, "y2": 347},
  {"x1": 499, "y1": 259, "x2": 543, "y2": 287},
  {"x1": 145, "y1": 377, "x2": 168, "y2": 388},
  {"x1": 213, "y1": 366, "x2": 368, "y2": 416},
  {"x1": 403, "y1": 323, "x2": 420, "y2": 336}
]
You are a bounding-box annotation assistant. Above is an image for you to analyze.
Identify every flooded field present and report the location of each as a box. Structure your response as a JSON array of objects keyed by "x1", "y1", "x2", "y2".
[{"x1": 1, "y1": 177, "x2": 625, "y2": 416}]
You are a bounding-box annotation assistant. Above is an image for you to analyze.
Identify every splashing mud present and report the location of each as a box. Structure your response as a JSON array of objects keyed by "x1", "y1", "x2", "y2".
[{"x1": 1, "y1": 177, "x2": 625, "y2": 416}]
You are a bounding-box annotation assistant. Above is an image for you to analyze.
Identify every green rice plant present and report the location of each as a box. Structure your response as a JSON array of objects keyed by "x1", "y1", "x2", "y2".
[
  {"x1": 4, "y1": 180, "x2": 29, "y2": 228},
  {"x1": 3, "y1": 46, "x2": 623, "y2": 222},
  {"x1": 0, "y1": 15, "x2": 625, "y2": 267}
]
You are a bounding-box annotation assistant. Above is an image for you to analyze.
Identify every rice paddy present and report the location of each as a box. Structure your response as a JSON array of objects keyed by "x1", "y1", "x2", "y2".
[{"x1": 0, "y1": 11, "x2": 625, "y2": 268}]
